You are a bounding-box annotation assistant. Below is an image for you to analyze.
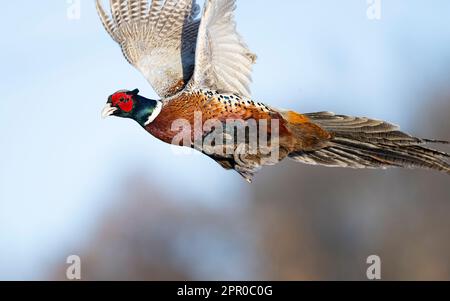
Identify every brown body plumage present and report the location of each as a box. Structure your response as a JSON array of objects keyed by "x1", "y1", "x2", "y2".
[{"x1": 143, "y1": 89, "x2": 450, "y2": 181}]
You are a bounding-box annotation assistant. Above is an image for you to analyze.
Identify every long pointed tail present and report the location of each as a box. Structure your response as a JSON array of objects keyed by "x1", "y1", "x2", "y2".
[{"x1": 289, "y1": 112, "x2": 450, "y2": 174}]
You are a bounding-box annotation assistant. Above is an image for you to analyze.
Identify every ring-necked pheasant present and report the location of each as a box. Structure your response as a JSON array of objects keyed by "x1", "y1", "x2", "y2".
[{"x1": 97, "y1": 0, "x2": 449, "y2": 182}]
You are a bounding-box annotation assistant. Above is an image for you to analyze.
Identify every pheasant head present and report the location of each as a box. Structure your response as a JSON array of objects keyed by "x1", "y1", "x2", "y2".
[{"x1": 101, "y1": 89, "x2": 162, "y2": 127}]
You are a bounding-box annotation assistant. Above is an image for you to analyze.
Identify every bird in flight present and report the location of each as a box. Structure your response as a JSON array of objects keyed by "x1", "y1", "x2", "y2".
[{"x1": 97, "y1": 0, "x2": 449, "y2": 182}]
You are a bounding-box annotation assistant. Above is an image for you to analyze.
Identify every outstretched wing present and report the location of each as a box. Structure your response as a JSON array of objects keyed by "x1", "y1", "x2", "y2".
[
  {"x1": 96, "y1": 0, "x2": 201, "y2": 98},
  {"x1": 187, "y1": 0, "x2": 257, "y2": 98}
]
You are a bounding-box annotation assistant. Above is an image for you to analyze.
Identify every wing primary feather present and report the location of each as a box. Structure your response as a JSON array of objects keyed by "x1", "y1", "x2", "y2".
[
  {"x1": 96, "y1": 0, "x2": 117, "y2": 40},
  {"x1": 109, "y1": 0, "x2": 124, "y2": 27},
  {"x1": 138, "y1": 0, "x2": 150, "y2": 22},
  {"x1": 147, "y1": 0, "x2": 165, "y2": 30},
  {"x1": 156, "y1": 0, "x2": 181, "y2": 37}
]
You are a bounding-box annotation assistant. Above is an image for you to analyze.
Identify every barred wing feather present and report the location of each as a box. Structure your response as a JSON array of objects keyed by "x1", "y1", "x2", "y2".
[{"x1": 96, "y1": 0, "x2": 201, "y2": 98}]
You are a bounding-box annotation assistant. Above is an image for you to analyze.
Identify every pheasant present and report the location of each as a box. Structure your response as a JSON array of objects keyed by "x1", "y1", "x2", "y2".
[{"x1": 97, "y1": 0, "x2": 449, "y2": 182}]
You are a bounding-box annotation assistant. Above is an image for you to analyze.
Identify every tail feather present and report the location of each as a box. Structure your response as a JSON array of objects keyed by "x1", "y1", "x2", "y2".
[{"x1": 290, "y1": 112, "x2": 450, "y2": 174}]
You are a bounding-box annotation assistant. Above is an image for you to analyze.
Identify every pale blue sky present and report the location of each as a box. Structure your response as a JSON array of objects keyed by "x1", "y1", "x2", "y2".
[{"x1": 1, "y1": 0, "x2": 450, "y2": 279}]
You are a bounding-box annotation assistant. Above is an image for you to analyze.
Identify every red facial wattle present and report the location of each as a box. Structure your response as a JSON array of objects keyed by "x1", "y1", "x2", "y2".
[{"x1": 111, "y1": 92, "x2": 134, "y2": 113}]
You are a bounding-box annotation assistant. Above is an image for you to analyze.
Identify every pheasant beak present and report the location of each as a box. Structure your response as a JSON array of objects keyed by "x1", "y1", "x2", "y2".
[{"x1": 101, "y1": 103, "x2": 118, "y2": 119}]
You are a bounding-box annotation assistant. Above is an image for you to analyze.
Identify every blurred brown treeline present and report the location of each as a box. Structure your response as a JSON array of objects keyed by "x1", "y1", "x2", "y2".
[{"x1": 53, "y1": 91, "x2": 450, "y2": 281}]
